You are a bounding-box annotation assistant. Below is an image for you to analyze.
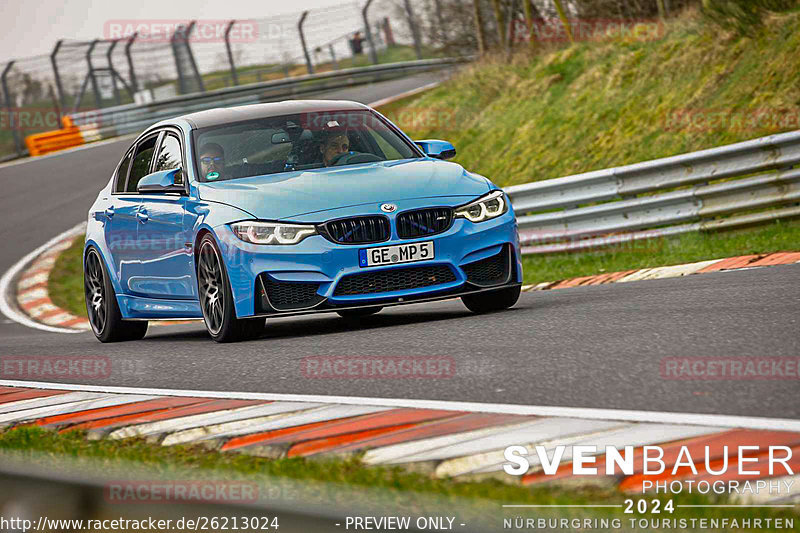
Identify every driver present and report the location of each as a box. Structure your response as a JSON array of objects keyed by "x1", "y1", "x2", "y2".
[
  {"x1": 199, "y1": 143, "x2": 226, "y2": 180},
  {"x1": 319, "y1": 130, "x2": 351, "y2": 167}
]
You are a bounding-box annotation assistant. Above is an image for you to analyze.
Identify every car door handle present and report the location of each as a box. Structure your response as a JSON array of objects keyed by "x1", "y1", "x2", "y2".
[
  {"x1": 136, "y1": 209, "x2": 148, "y2": 223},
  {"x1": 104, "y1": 207, "x2": 115, "y2": 218}
]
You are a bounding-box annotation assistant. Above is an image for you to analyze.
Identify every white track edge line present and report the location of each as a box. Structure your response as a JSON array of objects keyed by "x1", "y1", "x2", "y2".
[
  {"x1": 0, "y1": 379, "x2": 797, "y2": 432},
  {"x1": 0, "y1": 223, "x2": 86, "y2": 333}
]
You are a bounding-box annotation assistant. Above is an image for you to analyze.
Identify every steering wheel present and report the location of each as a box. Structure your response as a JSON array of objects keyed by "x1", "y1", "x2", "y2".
[{"x1": 331, "y1": 152, "x2": 383, "y2": 166}]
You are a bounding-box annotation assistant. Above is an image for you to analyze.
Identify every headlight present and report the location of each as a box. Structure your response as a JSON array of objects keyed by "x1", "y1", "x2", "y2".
[
  {"x1": 454, "y1": 190, "x2": 507, "y2": 223},
  {"x1": 230, "y1": 221, "x2": 317, "y2": 245}
]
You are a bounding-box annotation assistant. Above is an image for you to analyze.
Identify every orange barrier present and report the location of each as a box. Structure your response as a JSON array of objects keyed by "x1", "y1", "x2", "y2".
[{"x1": 24, "y1": 116, "x2": 85, "y2": 156}]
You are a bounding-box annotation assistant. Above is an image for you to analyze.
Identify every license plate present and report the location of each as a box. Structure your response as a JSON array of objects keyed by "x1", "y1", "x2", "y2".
[{"x1": 359, "y1": 241, "x2": 434, "y2": 267}]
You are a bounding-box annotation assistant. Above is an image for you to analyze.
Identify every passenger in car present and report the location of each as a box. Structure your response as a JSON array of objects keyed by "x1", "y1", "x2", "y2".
[{"x1": 199, "y1": 143, "x2": 226, "y2": 180}]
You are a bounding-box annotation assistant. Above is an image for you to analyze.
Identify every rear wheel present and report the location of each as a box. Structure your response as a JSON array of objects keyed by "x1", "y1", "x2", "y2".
[
  {"x1": 336, "y1": 307, "x2": 383, "y2": 319},
  {"x1": 461, "y1": 285, "x2": 521, "y2": 314},
  {"x1": 84, "y1": 247, "x2": 148, "y2": 342},
  {"x1": 197, "y1": 234, "x2": 264, "y2": 342}
]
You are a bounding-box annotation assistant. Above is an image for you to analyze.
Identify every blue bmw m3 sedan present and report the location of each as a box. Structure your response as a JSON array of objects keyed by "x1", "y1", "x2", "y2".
[{"x1": 84, "y1": 100, "x2": 522, "y2": 342}]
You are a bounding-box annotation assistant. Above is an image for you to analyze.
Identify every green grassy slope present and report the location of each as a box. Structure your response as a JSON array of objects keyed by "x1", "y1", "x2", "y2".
[{"x1": 382, "y1": 9, "x2": 800, "y2": 187}]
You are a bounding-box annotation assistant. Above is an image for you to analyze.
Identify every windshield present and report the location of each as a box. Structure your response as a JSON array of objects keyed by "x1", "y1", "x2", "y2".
[{"x1": 193, "y1": 110, "x2": 421, "y2": 182}]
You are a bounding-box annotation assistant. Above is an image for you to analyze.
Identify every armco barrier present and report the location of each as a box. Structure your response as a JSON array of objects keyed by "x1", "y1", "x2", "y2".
[{"x1": 506, "y1": 130, "x2": 800, "y2": 254}]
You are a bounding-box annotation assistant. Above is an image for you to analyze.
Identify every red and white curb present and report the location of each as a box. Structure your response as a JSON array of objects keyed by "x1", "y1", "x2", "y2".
[
  {"x1": 0, "y1": 382, "x2": 798, "y2": 503},
  {"x1": 13, "y1": 224, "x2": 91, "y2": 331},
  {"x1": 522, "y1": 253, "x2": 800, "y2": 292}
]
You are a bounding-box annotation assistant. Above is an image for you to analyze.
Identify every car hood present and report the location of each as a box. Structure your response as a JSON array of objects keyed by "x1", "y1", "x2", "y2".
[{"x1": 196, "y1": 159, "x2": 491, "y2": 220}]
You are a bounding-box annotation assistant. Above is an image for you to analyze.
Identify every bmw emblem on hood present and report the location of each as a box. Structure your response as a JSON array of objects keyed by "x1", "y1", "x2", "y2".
[{"x1": 381, "y1": 203, "x2": 397, "y2": 213}]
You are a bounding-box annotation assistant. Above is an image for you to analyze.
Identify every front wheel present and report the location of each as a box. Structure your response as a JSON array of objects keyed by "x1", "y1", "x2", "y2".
[
  {"x1": 461, "y1": 285, "x2": 521, "y2": 314},
  {"x1": 197, "y1": 234, "x2": 265, "y2": 342},
  {"x1": 84, "y1": 247, "x2": 148, "y2": 342}
]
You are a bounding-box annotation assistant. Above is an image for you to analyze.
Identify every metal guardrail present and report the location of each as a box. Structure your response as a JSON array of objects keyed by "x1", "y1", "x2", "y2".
[
  {"x1": 0, "y1": 451, "x2": 490, "y2": 533},
  {"x1": 66, "y1": 58, "x2": 464, "y2": 141},
  {"x1": 506, "y1": 130, "x2": 800, "y2": 254}
]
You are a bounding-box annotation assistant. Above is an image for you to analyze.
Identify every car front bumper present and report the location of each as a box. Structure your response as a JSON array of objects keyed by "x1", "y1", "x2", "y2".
[{"x1": 217, "y1": 206, "x2": 522, "y2": 319}]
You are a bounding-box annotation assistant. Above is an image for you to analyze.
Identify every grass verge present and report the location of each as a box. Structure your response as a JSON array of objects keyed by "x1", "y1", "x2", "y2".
[
  {"x1": 521, "y1": 219, "x2": 800, "y2": 285},
  {"x1": 0, "y1": 426, "x2": 795, "y2": 530},
  {"x1": 48, "y1": 236, "x2": 86, "y2": 318}
]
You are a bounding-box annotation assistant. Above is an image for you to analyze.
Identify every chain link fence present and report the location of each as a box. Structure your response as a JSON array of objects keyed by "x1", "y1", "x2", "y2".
[{"x1": 0, "y1": 0, "x2": 448, "y2": 160}]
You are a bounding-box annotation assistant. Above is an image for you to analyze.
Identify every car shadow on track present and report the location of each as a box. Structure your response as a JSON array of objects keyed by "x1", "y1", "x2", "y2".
[{"x1": 141, "y1": 298, "x2": 536, "y2": 343}]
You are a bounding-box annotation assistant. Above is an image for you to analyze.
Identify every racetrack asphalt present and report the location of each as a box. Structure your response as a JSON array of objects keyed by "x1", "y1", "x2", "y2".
[{"x1": 1, "y1": 70, "x2": 798, "y2": 421}]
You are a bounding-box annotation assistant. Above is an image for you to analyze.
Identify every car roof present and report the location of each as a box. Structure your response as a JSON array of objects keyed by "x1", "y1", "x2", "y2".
[{"x1": 180, "y1": 100, "x2": 370, "y2": 129}]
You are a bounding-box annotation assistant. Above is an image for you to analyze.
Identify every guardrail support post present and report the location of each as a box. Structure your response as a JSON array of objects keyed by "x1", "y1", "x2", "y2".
[
  {"x1": 50, "y1": 40, "x2": 66, "y2": 121},
  {"x1": 362, "y1": 0, "x2": 379, "y2": 65},
  {"x1": 86, "y1": 39, "x2": 103, "y2": 109},
  {"x1": 298, "y1": 11, "x2": 314, "y2": 75},
  {"x1": 224, "y1": 20, "x2": 239, "y2": 86},
  {"x1": 1, "y1": 61, "x2": 24, "y2": 156},
  {"x1": 125, "y1": 32, "x2": 139, "y2": 93},
  {"x1": 403, "y1": 0, "x2": 424, "y2": 59},
  {"x1": 106, "y1": 39, "x2": 121, "y2": 106}
]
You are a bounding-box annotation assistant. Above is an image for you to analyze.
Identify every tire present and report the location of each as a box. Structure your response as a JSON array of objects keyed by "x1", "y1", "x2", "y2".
[
  {"x1": 461, "y1": 285, "x2": 521, "y2": 314},
  {"x1": 84, "y1": 247, "x2": 148, "y2": 343},
  {"x1": 336, "y1": 307, "x2": 383, "y2": 319},
  {"x1": 197, "y1": 234, "x2": 265, "y2": 342}
]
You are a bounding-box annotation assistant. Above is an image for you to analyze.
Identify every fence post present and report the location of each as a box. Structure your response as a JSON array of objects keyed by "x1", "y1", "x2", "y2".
[
  {"x1": 656, "y1": 0, "x2": 667, "y2": 18},
  {"x1": 124, "y1": 32, "x2": 139, "y2": 93},
  {"x1": 490, "y1": 0, "x2": 506, "y2": 45},
  {"x1": 472, "y1": 0, "x2": 487, "y2": 54},
  {"x1": 383, "y1": 18, "x2": 395, "y2": 46},
  {"x1": 224, "y1": 20, "x2": 239, "y2": 86},
  {"x1": 362, "y1": 0, "x2": 379, "y2": 65},
  {"x1": 171, "y1": 22, "x2": 205, "y2": 94},
  {"x1": 298, "y1": 11, "x2": 314, "y2": 75},
  {"x1": 328, "y1": 44, "x2": 338, "y2": 70},
  {"x1": 86, "y1": 39, "x2": 103, "y2": 109},
  {"x1": 553, "y1": 0, "x2": 573, "y2": 43},
  {"x1": 106, "y1": 39, "x2": 121, "y2": 106},
  {"x1": 1, "y1": 62, "x2": 23, "y2": 156},
  {"x1": 50, "y1": 40, "x2": 66, "y2": 121},
  {"x1": 402, "y1": 0, "x2": 423, "y2": 59},
  {"x1": 522, "y1": 0, "x2": 538, "y2": 49},
  {"x1": 185, "y1": 22, "x2": 205, "y2": 92},
  {"x1": 432, "y1": 0, "x2": 447, "y2": 44}
]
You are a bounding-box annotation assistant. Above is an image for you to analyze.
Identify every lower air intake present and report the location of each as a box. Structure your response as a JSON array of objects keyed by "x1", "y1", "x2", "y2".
[
  {"x1": 462, "y1": 246, "x2": 511, "y2": 287},
  {"x1": 258, "y1": 275, "x2": 324, "y2": 311},
  {"x1": 333, "y1": 265, "x2": 456, "y2": 296}
]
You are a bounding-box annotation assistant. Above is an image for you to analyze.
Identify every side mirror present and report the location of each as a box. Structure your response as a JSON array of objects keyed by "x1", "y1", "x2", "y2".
[
  {"x1": 415, "y1": 140, "x2": 456, "y2": 160},
  {"x1": 137, "y1": 168, "x2": 184, "y2": 193}
]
